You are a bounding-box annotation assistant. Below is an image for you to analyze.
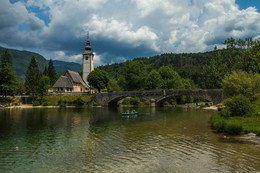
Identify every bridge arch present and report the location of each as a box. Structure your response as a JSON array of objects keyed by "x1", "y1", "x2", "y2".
[
  {"x1": 107, "y1": 95, "x2": 150, "y2": 106},
  {"x1": 156, "y1": 93, "x2": 213, "y2": 107},
  {"x1": 94, "y1": 89, "x2": 225, "y2": 107}
]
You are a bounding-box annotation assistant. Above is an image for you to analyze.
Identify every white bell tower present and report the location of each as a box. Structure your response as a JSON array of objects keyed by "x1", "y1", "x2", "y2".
[{"x1": 82, "y1": 35, "x2": 94, "y2": 84}]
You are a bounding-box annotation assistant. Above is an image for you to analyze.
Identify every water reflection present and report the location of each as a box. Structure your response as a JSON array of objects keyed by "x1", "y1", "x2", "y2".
[{"x1": 0, "y1": 108, "x2": 259, "y2": 172}]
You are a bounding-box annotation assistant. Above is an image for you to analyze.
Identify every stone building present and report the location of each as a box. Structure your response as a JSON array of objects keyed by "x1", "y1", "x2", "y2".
[
  {"x1": 52, "y1": 70, "x2": 88, "y2": 92},
  {"x1": 51, "y1": 37, "x2": 94, "y2": 93}
]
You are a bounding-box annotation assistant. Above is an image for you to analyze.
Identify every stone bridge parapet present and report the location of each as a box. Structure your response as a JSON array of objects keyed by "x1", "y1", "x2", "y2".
[{"x1": 94, "y1": 89, "x2": 225, "y2": 107}]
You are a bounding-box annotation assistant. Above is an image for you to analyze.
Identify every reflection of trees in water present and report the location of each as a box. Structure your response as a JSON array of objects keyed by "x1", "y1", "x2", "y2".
[{"x1": 0, "y1": 109, "x2": 93, "y2": 158}]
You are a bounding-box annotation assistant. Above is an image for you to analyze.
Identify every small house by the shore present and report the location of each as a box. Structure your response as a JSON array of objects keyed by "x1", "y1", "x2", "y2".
[{"x1": 52, "y1": 70, "x2": 88, "y2": 92}]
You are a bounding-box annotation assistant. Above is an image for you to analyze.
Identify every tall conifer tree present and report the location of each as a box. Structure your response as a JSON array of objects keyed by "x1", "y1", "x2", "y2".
[
  {"x1": 0, "y1": 50, "x2": 17, "y2": 97},
  {"x1": 25, "y1": 56, "x2": 40, "y2": 99},
  {"x1": 43, "y1": 66, "x2": 48, "y2": 76},
  {"x1": 0, "y1": 49, "x2": 12, "y2": 68},
  {"x1": 48, "y1": 59, "x2": 57, "y2": 85}
]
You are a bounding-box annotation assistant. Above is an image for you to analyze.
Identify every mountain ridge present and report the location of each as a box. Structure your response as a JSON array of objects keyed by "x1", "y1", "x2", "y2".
[{"x1": 0, "y1": 46, "x2": 82, "y2": 80}]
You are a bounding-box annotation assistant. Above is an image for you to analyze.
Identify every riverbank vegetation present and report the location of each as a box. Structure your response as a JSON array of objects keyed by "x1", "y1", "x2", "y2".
[{"x1": 31, "y1": 95, "x2": 93, "y2": 107}]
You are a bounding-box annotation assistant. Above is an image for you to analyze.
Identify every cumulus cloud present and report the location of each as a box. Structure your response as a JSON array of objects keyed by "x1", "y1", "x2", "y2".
[
  {"x1": 0, "y1": 0, "x2": 260, "y2": 65},
  {"x1": 53, "y1": 50, "x2": 105, "y2": 67},
  {"x1": 0, "y1": 0, "x2": 45, "y2": 48}
]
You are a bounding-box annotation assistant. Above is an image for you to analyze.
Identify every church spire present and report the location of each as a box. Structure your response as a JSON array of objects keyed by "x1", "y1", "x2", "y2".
[{"x1": 85, "y1": 34, "x2": 92, "y2": 51}]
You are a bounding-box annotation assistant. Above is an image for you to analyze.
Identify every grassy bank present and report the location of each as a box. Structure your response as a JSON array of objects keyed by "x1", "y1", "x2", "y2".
[
  {"x1": 43, "y1": 95, "x2": 92, "y2": 103},
  {"x1": 210, "y1": 113, "x2": 260, "y2": 135},
  {"x1": 210, "y1": 95, "x2": 260, "y2": 136}
]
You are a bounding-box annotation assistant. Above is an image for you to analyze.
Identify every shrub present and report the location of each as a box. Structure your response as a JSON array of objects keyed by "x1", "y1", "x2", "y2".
[
  {"x1": 219, "y1": 107, "x2": 231, "y2": 118},
  {"x1": 210, "y1": 113, "x2": 226, "y2": 132},
  {"x1": 42, "y1": 101, "x2": 49, "y2": 106},
  {"x1": 93, "y1": 102, "x2": 98, "y2": 106},
  {"x1": 225, "y1": 122, "x2": 242, "y2": 135},
  {"x1": 74, "y1": 97, "x2": 85, "y2": 106},
  {"x1": 32, "y1": 101, "x2": 40, "y2": 106},
  {"x1": 59, "y1": 103, "x2": 66, "y2": 108},
  {"x1": 0, "y1": 97, "x2": 13, "y2": 103},
  {"x1": 224, "y1": 95, "x2": 253, "y2": 117},
  {"x1": 222, "y1": 70, "x2": 260, "y2": 99},
  {"x1": 122, "y1": 98, "x2": 130, "y2": 105},
  {"x1": 129, "y1": 97, "x2": 140, "y2": 106}
]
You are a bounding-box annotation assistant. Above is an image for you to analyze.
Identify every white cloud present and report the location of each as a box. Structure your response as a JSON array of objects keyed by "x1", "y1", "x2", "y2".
[
  {"x1": 85, "y1": 15, "x2": 159, "y2": 51},
  {"x1": 53, "y1": 51, "x2": 82, "y2": 62},
  {"x1": 53, "y1": 50, "x2": 107, "y2": 67},
  {"x1": 1, "y1": 0, "x2": 260, "y2": 64}
]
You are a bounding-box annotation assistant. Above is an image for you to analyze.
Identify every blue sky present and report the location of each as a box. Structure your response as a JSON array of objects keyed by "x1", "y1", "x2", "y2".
[{"x1": 1, "y1": 0, "x2": 260, "y2": 66}]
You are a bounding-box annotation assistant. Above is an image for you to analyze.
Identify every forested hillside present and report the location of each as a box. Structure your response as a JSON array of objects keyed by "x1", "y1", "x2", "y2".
[
  {"x1": 52, "y1": 60, "x2": 81, "y2": 74},
  {"x1": 98, "y1": 51, "x2": 215, "y2": 86},
  {"x1": 0, "y1": 46, "x2": 48, "y2": 80},
  {"x1": 0, "y1": 47, "x2": 82, "y2": 80}
]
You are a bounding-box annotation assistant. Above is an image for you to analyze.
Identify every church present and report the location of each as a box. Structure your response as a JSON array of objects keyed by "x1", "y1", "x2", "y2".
[{"x1": 52, "y1": 37, "x2": 94, "y2": 93}]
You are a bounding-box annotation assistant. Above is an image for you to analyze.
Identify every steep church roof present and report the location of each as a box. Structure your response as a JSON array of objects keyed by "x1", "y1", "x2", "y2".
[
  {"x1": 52, "y1": 70, "x2": 88, "y2": 89},
  {"x1": 65, "y1": 70, "x2": 88, "y2": 88},
  {"x1": 53, "y1": 76, "x2": 73, "y2": 88}
]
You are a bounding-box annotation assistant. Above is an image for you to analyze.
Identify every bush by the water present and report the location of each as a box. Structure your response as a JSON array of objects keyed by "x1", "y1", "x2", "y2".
[
  {"x1": 32, "y1": 101, "x2": 40, "y2": 106},
  {"x1": 210, "y1": 113, "x2": 243, "y2": 135},
  {"x1": 219, "y1": 107, "x2": 231, "y2": 118},
  {"x1": 225, "y1": 122, "x2": 242, "y2": 135},
  {"x1": 224, "y1": 94, "x2": 253, "y2": 117},
  {"x1": 42, "y1": 101, "x2": 49, "y2": 106},
  {"x1": 210, "y1": 113, "x2": 226, "y2": 132},
  {"x1": 122, "y1": 97, "x2": 140, "y2": 106},
  {"x1": 74, "y1": 97, "x2": 85, "y2": 106}
]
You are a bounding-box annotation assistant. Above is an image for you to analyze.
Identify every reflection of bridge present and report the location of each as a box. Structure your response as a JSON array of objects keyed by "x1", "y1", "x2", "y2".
[{"x1": 94, "y1": 89, "x2": 225, "y2": 107}]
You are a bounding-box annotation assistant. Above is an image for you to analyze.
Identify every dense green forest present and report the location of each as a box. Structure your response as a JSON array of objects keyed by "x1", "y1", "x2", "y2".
[{"x1": 98, "y1": 51, "x2": 214, "y2": 87}]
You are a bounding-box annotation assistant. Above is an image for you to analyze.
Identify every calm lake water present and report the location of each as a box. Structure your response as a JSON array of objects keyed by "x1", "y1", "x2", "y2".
[{"x1": 0, "y1": 107, "x2": 259, "y2": 173}]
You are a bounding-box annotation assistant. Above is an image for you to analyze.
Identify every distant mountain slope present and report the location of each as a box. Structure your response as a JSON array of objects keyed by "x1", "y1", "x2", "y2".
[
  {"x1": 0, "y1": 46, "x2": 48, "y2": 80},
  {"x1": 0, "y1": 46, "x2": 82, "y2": 80},
  {"x1": 52, "y1": 60, "x2": 81, "y2": 73}
]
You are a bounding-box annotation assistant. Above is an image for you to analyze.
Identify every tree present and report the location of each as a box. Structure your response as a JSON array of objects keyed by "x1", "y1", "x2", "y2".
[
  {"x1": 222, "y1": 70, "x2": 260, "y2": 99},
  {"x1": 0, "y1": 50, "x2": 17, "y2": 97},
  {"x1": 0, "y1": 66, "x2": 17, "y2": 97},
  {"x1": 202, "y1": 46, "x2": 228, "y2": 89},
  {"x1": 224, "y1": 95, "x2": 253, "y2": 117},
  {"x1": 38, "y1": 75, "x2": 50, "y2": 102},
  {"x1": 87, "y1": 69, "x2": 109, "y2": 93},
  {"x1": 158, "y1": 66, "x2": 183, "y2": 89},
  {"x1": 0, "y1": 49, "x2": 12, "y2": 68},
  {"x1": 47, "y1": 59, "x2": 57, "y2": 85},
  {"x1": 25, "y1": 56, "x2": 40, "y2": 99},
  {"x1": 107, "y1": 79, "x2": 121, "y2": 92},
  {"x1": 16, "y1": 81, "x2": 26, "y2": 95},
  {"x1": 43, "y1": 66, "x2": 48, "y2": 76},
  {"x1": 145, "y1": 70, "x2": 162, "y2": 90},
  {"x1": 119, "y1": 61, "x2": 147, "y2": 91}
]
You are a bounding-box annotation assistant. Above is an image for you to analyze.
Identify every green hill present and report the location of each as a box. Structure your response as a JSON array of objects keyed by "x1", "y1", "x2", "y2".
[
  {"x1": 98, "y1": 52, "x2": 215, "y2": 86},
  {"x1": 0, "y1": 46, "x2": 82, "y2": 80},
  {"x1": 52, "y1": 60, "x2": 82, "y2": 73},
  {"x1": 0, "y1": 46, "x2": 48, "y2": 80}
]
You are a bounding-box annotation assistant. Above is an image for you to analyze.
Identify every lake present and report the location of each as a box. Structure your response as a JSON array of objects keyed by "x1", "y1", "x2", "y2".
[{"x1": 0, "y1": 107, "x2": 259, "y2": 173}]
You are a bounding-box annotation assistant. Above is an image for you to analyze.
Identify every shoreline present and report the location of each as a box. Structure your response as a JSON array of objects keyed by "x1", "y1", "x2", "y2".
[
  {"x1": 219, "y1": 133, "x2": 260, "y2": 145},
  {"x1": 6, "y1": 104, "x2": 220, "y2": 110}
]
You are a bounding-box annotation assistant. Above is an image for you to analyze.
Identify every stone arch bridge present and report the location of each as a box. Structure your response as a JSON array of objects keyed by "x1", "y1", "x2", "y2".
[{"x1": 94, "y1": 89, "x2": 225, "y2": 107}]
